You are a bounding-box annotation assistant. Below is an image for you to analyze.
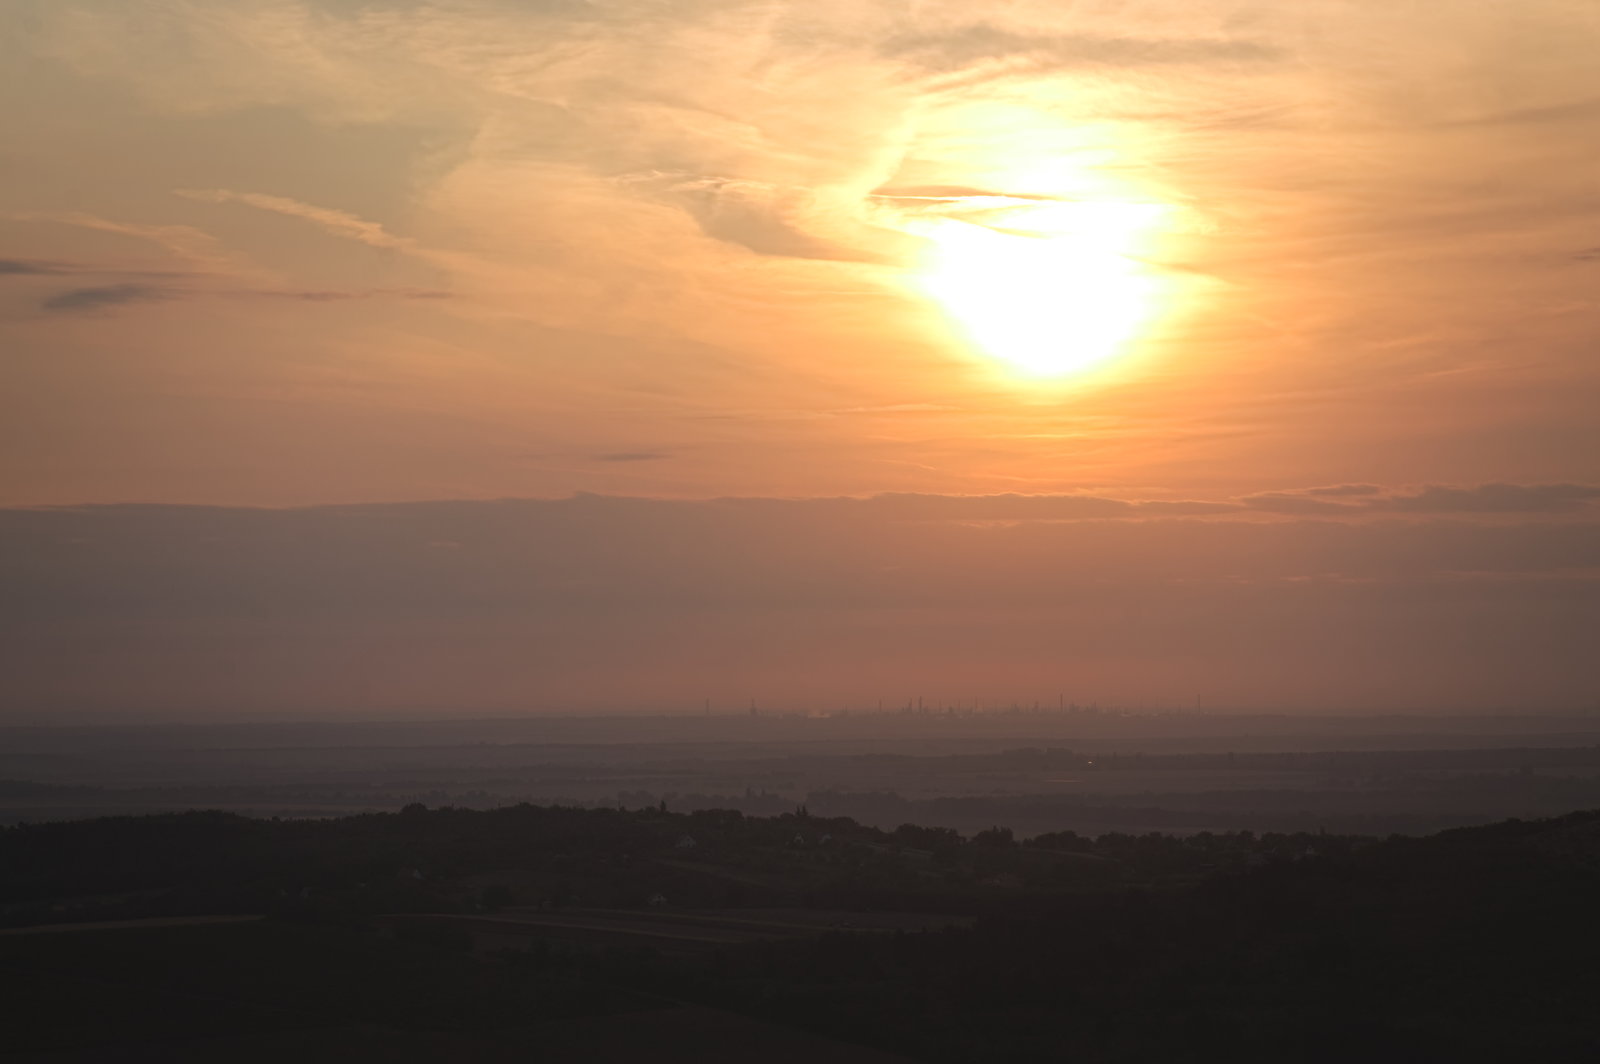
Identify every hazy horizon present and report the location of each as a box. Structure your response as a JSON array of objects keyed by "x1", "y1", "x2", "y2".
[{"x1": 4, "y1": 490, "x2": 1597, "y2": 722}]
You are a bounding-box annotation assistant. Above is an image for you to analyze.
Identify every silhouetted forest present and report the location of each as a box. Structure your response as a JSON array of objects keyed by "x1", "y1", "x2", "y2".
[{"x1": 4, "y1": 803, "x2": 1598, "y2": 1061}]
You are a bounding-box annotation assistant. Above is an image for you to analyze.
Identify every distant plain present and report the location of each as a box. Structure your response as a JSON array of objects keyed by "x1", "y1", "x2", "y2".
[{"x1": 7, "y1": 712, "x2": 1598, "y2": 836}]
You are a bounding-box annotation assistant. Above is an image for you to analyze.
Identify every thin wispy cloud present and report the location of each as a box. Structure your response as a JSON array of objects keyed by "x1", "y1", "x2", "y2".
[
  {"x1": 176, "y1": 189, "x2": 415, "y2": 250},
  {"x1": 13, "y1": 211, "x2": 238, "y2": 273},
  {"x1": 880, "y1": 24, "x2": 1283, "y2": 75}
]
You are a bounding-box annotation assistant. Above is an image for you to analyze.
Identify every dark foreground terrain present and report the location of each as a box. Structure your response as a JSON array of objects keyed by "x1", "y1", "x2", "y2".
[{"x1": 3, "y1": 802, "x2": 1598, "y2": 1062}]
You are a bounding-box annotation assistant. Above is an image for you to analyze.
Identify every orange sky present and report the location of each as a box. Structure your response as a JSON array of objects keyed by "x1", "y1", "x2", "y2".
[
  {"x1": 2, "y1": 0, "x2": 1597, "y2": 506},
  {"x1": 1, "y1": 2, "x2": 1597, "y2": 717}
]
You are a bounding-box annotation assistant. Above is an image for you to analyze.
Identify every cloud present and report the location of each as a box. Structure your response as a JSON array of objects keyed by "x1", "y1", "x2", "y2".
[
  {"x1": 596, "y1": 451, "x2": 671, "y2": 462},
  {"x1": 1306, "y1": 484, "x2": 1383, "y2": 497},
  {"x1": 1238, "y1": 492, "x2": 1347, "y2": 515},
  {"x1": 1129, "y1": 500, "x2": 1242, "y2": 516},
  {"x1": 0, "y1": 257, "x2": 200, "y2": 283},
  {"x1": 851, "y1": 492, "x2": 1137, "y2": 519},
  {"x1": 33, "y1": 281, "x2": 447, "y2": 314},
  {"x1": 622, "y1": 174, "x2": 896, "y2": 264},
  {"x1": 16, "y1": 212, "x2": 236, "y2": 271},
  {"x1": 871, "y1": 186, "x2": 1057, "y2": 203},
  {"x1": 1445, "y1": 95, "x2": 1600, "y2": 129},
  {"x1": 40, "y1": 283, "x2": 172, "y2": 313},
  {"x1": 881, "y1": 24, "x2": 1282, "y2": 75},
  {"x1": 1371, "y1": 483, "x2": 1600, "y2": 514},
  {"x1": 834, "y1": 404, "x2": 960, "y2": 415},
  {"x1": 256, "y1": 287, "x2": 450, "y2": 302},
  {"x1": 176, "y1": 189, "x2": 413, "y2": 250},
  {"x1": 1234, "y1": 483, "x2": 1600, "y2": 515},
  {"x1": 0, "y1": 259, "x2": 71, "y2": 276}
]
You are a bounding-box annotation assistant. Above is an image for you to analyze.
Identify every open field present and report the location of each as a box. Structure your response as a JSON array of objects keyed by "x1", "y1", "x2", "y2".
[
  {"x1": 0, "y1": 919, "x2": 915, "y2": 1063},
  {"x1": 0, "y1": 914, "x2": 261, "y2": 936},
  {"x1": 392, "y1": 906, "x2": 972, "y2": 956}
]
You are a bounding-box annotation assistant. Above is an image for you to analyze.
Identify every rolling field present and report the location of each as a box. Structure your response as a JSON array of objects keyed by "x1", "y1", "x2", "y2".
[{"x1": 392, "y1": 906, "x2": 971, "y2": 955}]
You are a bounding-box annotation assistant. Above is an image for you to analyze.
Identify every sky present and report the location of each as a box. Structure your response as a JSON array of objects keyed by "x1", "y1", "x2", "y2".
[{"x1": 2, "y1": 1, "x2": 1597, "y2": 718}]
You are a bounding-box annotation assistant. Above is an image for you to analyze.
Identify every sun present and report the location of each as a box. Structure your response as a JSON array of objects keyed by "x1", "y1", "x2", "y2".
[{"x1": 905, "y1": 198, "x2": 1170, "y2": 378}]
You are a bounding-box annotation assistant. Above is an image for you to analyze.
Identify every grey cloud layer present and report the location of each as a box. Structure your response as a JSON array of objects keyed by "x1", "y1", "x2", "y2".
[
  {"x1": 33, "y1": 281, "x2": 449, "y2": 314},
  {"x1": 0, "y1": 259, "x2": 72, "y2": 275},
  {"x1": 2, "y1": 490, "x2": 1595, "y2": 717},
  {"x1": 1, "y1": 246, "x2": 449, "y2": 314},
  {"x1": 39, "y1": 283, "x2": 172, "y2": 313},
  {"x1": 1240, "y1": 483, "x2": 1600, "y2": 516}
]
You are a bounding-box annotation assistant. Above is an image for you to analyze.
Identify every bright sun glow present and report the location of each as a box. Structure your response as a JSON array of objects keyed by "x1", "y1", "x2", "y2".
[{"x1": 908, "y1": 199, "x2": 1170, "y2": 378}]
